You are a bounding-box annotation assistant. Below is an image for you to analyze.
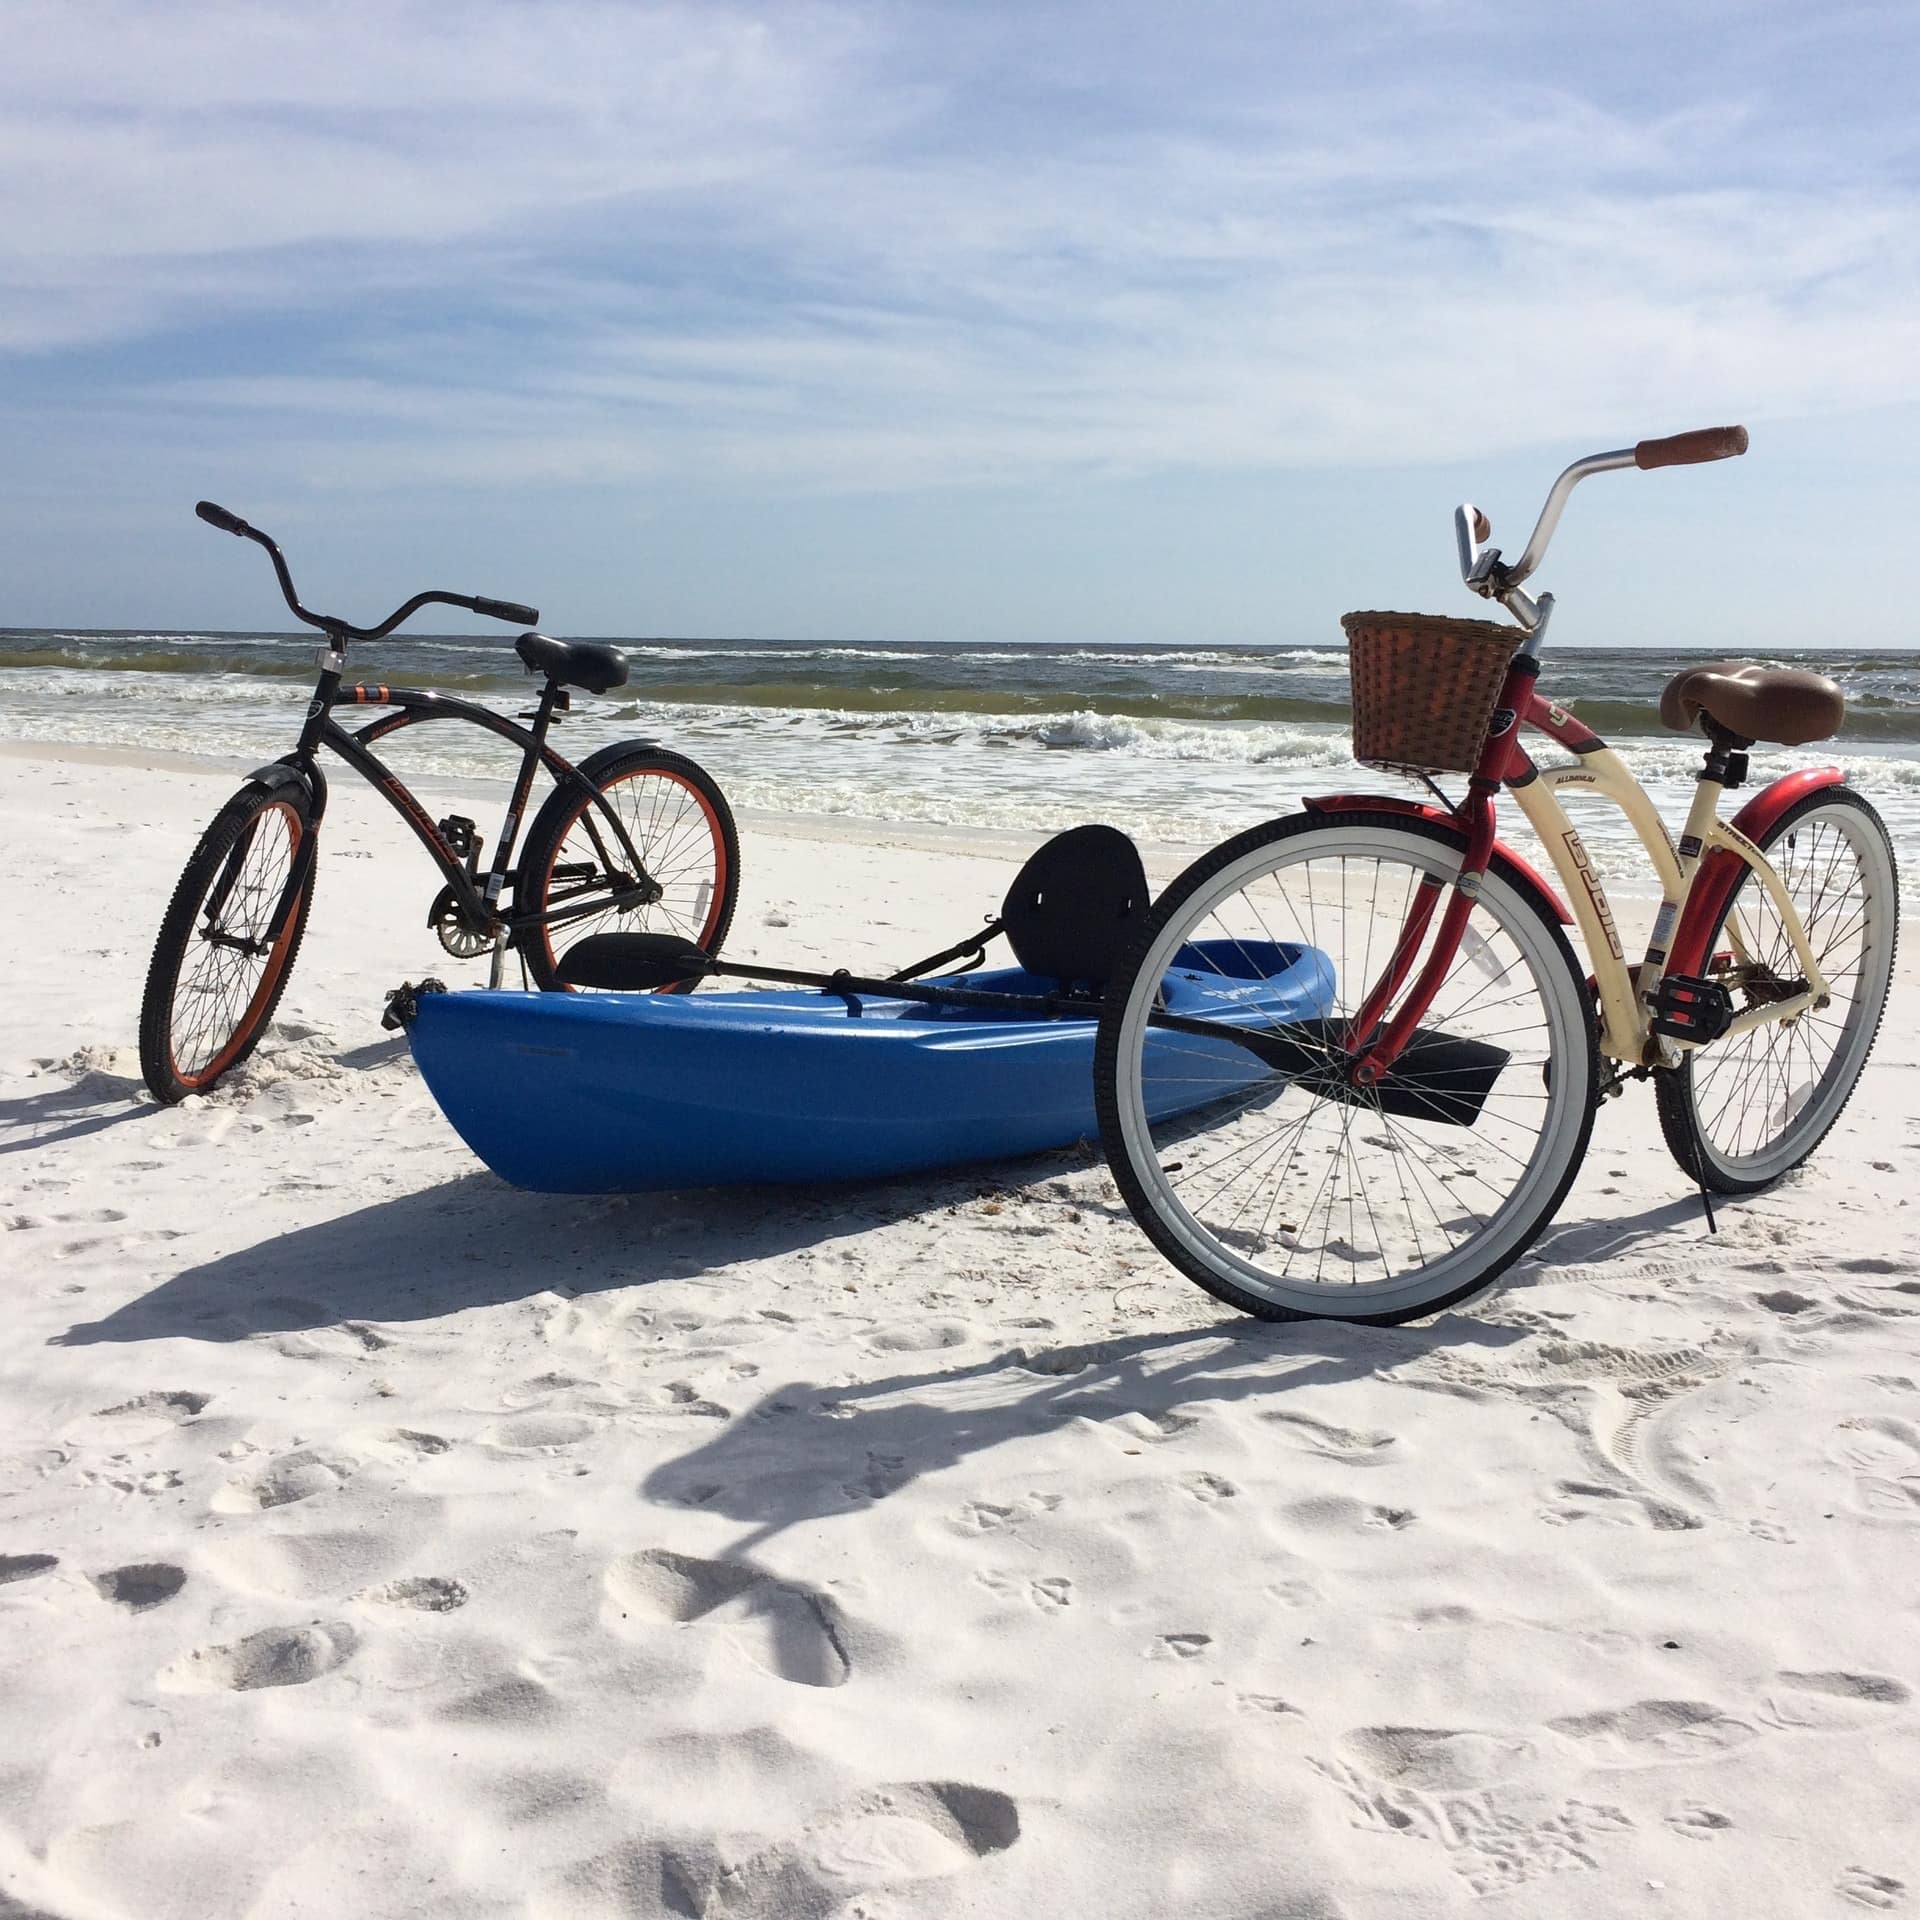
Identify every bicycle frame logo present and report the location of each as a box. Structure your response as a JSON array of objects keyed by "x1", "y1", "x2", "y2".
[{"x1": 1554, "y1": 823, "x2": 1623, "y2": 960}]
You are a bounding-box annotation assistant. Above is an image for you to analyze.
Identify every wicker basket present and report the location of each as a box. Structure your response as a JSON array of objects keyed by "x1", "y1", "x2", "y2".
[{"x1": 1341, "y1": 610, "x2": 1523, "y2": 776}]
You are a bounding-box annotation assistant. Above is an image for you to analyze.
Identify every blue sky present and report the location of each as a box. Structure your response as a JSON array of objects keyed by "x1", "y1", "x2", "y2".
[{"x1": 4, "y1": 0, "x2": 1917, "y2": 645}]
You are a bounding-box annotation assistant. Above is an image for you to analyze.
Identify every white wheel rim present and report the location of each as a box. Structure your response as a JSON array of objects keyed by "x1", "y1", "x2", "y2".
[{"x1": 1109, "y1": 823, "x2": 1593, "y2": 1318}]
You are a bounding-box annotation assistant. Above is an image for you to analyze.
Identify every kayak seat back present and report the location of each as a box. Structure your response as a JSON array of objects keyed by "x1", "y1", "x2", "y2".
[{"x1": 999, "y1": 823, "x2": 1149, "y2": 991}]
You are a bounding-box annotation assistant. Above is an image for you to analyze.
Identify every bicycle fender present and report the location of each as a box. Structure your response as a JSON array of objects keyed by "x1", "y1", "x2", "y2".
[
  {"x1": 1304, "y1": 792, "x2": 1573, "y2": 925},
  {"x1": 244, "y1": 755, "x2": 328, "y2": 823},
  {"x1": 1666, "y1": 765, "x2": 1845, "y2": 976}
]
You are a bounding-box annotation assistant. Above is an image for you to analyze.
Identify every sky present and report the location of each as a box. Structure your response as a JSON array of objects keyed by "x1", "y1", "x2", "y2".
[{"x1": 3, "y1": 0, "x2": 1917, "y2": 647}]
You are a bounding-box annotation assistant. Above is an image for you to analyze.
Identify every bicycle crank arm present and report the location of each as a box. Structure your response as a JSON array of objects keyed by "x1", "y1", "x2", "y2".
[{"x1": 1148, "y1": 1011, "x2": 1511, "y2": 1128}]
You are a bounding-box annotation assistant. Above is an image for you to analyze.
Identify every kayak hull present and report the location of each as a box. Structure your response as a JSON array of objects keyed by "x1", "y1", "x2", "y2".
[{"x1": 405, "y1": 939, "x2": 1334, "y2": 1194}]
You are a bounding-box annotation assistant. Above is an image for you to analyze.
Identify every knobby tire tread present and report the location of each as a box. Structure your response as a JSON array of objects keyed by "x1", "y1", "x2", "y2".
[{"x1": 139, "y1": 785, "x2": 316, "y2": 1105}]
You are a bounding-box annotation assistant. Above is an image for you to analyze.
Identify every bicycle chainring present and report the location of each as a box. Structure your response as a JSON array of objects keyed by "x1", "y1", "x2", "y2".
[{"x1": 428, "y1": 883, "x2": 494, "y2": 959}]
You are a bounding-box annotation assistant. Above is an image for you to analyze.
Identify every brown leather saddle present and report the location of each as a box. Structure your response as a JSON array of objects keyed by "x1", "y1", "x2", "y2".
[{"x1": 1658, "y1": 660, "x2": 1845, "y2": 746}]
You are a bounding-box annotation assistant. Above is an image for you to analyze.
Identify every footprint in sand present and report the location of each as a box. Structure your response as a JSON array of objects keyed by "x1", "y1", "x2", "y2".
[
  {"x1": 1285, "y1": 1496, "x2": 1415, "y2": 1535},
  {"x1": 1238, "y1": 1693, "x2": 1303, "y2": 1718},
  {"x1": 975, "y1": 1569, "x2": 1072, "y2": 1612},
  {"x1": 1833, "y1": 1417, "x2": 1920, "y2": 1520},
  {"x1": 211, "y1": 1430, "x2": 449, "y2": 1511},
  {"x1": 92, "y1": 1390, "x2": 210, "y2": 1436},
  {"x1": 90, "y1": 1563, "x2": 186, "y2": 1611},
  {"x1": 159, "y1": 1621, "x2": 356, "y2": 1693},
  {"x1": 603, "y1": 1549, "x2": 849, "y2": 1687},
  {"x1": 0, "y1": 1552, "x2": 59, "y2": 1585},
  {"x1": 867, "y1": 1320, "x2": 970, "y2": 1354},
  {"x1": 1156, "y1": 1633, "x2": 1211, "y2": 1659},
  {"x1": 1664, "y1": 1804, "x2": 1734, "y2": 1840},
  {"x1": 481, "y1": 1412, "x2": 600, "y2": 1451},
  {"x1": 359, "y1": 1575, "x2": 469, "y2": 1613},
  {"x1": 1759, "y1": 1669, "x2": 1911, "y2": 1731},
  {"x1": 1179, "y1": 1471, "x2": 1238, "y2": 1503},
  {"x1": 1838, "y1": 1867, "x2": 1907, "y2": 1910},
  {"x1": 1261, "y1": 1410, "x2": 1398, "y2": 1462},
  {"x1": 1312, "y1": 1747, "x2": 1634, "y2": 1896},
  {"x1": 1115, "y1": 1409, "x2": 1199, "y2": 1445},
  {"x1": 948, "y1": 1492, "x2": 1063, "y2": 1536},
  {"x1": 1543, "y1": 1479, "x2": 1701, "y2": 1532},
  {"x1": 1547, "y1": 1698, "x2": 1756, "y2": 1764},
  {"x1": 1340, "y1": 1725, "x2": 1540, "y2": 1791},
  {"x1": 605, "y1": 1780, "x2": 1018, "y2": 1919}
]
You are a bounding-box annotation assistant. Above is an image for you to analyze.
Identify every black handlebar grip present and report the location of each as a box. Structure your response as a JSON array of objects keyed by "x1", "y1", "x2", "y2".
[
  {"x1": 196, "y1": 500, "x2": 250, "y2": 536},
  {"x1": 472, "y1": 596, "x2": 540, "y2": 626}
]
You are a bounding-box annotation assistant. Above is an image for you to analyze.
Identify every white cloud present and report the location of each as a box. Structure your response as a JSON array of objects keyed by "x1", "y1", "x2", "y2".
[{"x1": 5, "y1": 0, "x2": 1918, "y2": 489}]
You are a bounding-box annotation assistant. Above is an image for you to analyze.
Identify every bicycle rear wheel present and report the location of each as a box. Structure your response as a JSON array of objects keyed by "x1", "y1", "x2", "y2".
[
  {"x1": 515, "y1": 744, "x2": 738, "y2": 991},
  {"x1": 140, "y1": 784, "x2": 316, "y2": 1104},
  {"x1": 1657, "y1": 785, "x2": 1897, "y2": 1192},
  {"x1": 1094, "y1": 810, "x2": 1598, "y2": 1324}
]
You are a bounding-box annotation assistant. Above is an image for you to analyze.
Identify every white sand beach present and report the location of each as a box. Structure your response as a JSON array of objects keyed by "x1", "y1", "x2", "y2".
[{"x1": 3, "y1": 739, "x2": 1917, "y2": 1919}]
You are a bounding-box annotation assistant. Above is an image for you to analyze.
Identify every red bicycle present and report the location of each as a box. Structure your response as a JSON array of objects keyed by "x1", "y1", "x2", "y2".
[{"x1": 1095, "y1": 428, "x2": 1897, "y2": 1322}]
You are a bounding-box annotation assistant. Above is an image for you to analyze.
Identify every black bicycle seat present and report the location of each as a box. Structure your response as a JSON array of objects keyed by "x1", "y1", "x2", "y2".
[{"x1": 515, "y1": 632, "x2": 630, "y2": 695}]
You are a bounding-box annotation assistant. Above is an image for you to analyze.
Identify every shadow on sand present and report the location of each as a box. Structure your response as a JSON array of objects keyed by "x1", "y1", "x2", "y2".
[
  {"x1": 0, "y1": 1066, "x2": 152, "y2": 1156},
  {"x1": 639, "y1": 1312, "x2": 1531, "y2": 1548},
  {"x1": 52, "y1": 1153, "x2": 1113, "y2": 1347}
]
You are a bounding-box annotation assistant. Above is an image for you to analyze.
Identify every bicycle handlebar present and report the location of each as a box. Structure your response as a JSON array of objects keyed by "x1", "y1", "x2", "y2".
[
  {"x1": 1634, "y1": 424, "x2": 1749, "y2": 469},
  {"x1": 194, "y1": 500, "x2": 540, "y2": 639},
  {"x1": 471, "y1": 595, "x2": 540, "y2": 626},
  {"x1": 1455, "y1": 424, "x2": 1751, "y2": 630},
  {"x1": 196, "y1": 500, "x2": 250, "y2": 536}
]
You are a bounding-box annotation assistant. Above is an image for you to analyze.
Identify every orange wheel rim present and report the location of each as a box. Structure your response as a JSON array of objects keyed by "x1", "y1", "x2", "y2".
[{"x1": 540, "y1": 770, "x2": 727, "y2": 990}]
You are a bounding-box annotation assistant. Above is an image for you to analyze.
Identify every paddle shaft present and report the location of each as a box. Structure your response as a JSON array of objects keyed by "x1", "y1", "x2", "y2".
[{"x1": 676, "y1": 954, "x2": 1087, "y2": 1017}]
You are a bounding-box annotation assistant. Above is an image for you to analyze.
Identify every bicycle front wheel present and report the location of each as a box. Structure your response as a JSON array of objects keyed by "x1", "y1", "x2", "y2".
[
  {"x1": 1656, "y1": 784, "x2": 1898, "y2": 1193},
  {"x1": 140, "y1": 783, "x2": 316, "y2": 1104},
  {"x1": 515, "y1": 744, "x2": 738, "y2": 991},
  {"x1": 1094, "y1": 810, "x2": 1598, "y2": 1324}
]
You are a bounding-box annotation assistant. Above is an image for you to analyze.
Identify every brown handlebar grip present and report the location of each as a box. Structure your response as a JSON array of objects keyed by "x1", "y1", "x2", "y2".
[{"x1": 1634, "y1": 425, "x2": 1749, "y2": 470}]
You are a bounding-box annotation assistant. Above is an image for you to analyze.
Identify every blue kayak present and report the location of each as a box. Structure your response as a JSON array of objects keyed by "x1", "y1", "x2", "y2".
[{"x1": 403, "y1": 938, "x2": 1335, "y2": 1194}]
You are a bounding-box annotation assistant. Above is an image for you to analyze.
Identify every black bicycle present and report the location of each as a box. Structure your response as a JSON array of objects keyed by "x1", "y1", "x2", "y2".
[{"x1": 138, "y1": 502, "x2": 739, "y2": 1105}]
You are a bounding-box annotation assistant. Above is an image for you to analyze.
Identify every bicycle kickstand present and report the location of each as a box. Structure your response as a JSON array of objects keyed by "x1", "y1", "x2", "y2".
[{"x1": 488, "y1": 928, "x2": 509, "y2": 991}]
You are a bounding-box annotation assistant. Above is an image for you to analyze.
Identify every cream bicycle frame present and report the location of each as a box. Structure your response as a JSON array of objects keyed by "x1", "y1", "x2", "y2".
[{"x1": 1508, "y1": 724, "x2": 1830, "y2": 1065}]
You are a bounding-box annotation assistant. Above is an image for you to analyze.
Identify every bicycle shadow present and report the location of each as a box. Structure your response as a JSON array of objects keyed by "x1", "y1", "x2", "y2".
[
  {"x1": 1530, "y1": 1192, "x2": 1726, "y2": 1267},
  {"x1": 51, "y1": 1153, "x2": 1114, "y2": 1347},
  {"x1": 642, "y1": 1312, "x2": 1529, "y2": 1549}
]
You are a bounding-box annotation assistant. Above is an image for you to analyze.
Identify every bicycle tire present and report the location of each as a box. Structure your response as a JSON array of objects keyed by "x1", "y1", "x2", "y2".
[
  {"x1": 139, "y1": 784, "x2": 316, "y2": 1104},
  {"x1": 1656, "y1": 785, "x2": 1898, "y2": 1194},
  {"x1": 514, "y1": 744, "x2": 739, "y2": 992},
  {"x1": 1094, "y1": 809, "x2": 1599, "y2": 1324}
]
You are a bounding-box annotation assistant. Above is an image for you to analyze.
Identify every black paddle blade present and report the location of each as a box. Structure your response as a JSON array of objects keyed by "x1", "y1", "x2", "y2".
[
  {"x1": 1364, "y1": 1027, "x2": 1512, "y2": 1128},
  {"x1": 1157, "y1": 1015, "x2": 1510, "y2": 1128},
  {"x1": 557, "y1": 931, "x2": 713, "y2": 990}
]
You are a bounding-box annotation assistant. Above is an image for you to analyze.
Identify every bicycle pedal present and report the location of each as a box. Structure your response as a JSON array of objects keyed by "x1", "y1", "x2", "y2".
[
  {"x1": 1650, "y1": 973, "x2": 1734, "y2": 1045},
  {"x1": 437, "y1": 814, "x2": 479, "y2": 861}
]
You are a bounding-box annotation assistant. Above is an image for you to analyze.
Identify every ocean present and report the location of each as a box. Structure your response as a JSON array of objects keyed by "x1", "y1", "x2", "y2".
[{"x1": 5, "y1": 631, "x2": 1919, "y2": 888}]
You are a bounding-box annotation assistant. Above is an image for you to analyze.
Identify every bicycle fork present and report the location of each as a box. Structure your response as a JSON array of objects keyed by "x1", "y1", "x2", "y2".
[{"x1": 1346, "y1": 789, "x2": 1498, "y2": 1090}]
